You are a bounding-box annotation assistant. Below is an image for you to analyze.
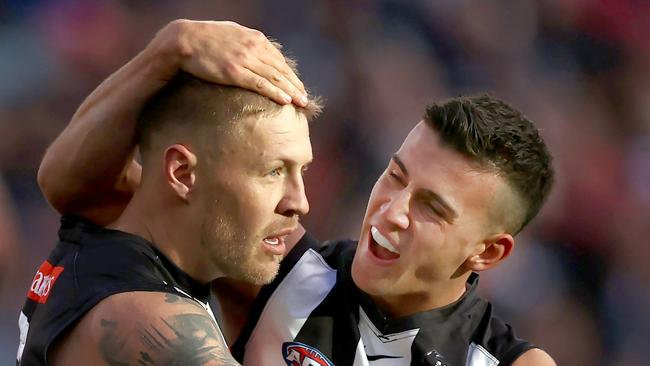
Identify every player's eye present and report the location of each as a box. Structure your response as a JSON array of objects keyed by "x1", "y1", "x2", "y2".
[
  {"x1": 267, "y1": 167, "x2": 284, "y2": 177},
  {"x1": 387, "y1": 170, "x2": 405, "y2": 186},
  {"x1": 426, "y1": 202, "x2": 444, "y2": 217}
]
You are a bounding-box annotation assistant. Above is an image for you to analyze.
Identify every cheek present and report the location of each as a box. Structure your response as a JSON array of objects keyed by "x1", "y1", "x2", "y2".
[
  {"x1": 410, "y1": 227, "x2": 465, "y2": 276},
  {"x1": 208, "y1": 180, "x2": 260, "y2": 228},
  {"x1": 234, "y1": 182, "x2": 282, "y2": 226},
  {"x1": 232, "y1": 192, "x2": 267, "y2": 228}
]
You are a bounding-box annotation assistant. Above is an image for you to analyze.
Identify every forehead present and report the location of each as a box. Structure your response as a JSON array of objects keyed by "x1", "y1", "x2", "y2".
[
  {"x1": 232, "y1": 106, "x2": 312, "y2": 163},
  {"x1": 396, "y1": 121, "x2": 503, "y2": 209}
]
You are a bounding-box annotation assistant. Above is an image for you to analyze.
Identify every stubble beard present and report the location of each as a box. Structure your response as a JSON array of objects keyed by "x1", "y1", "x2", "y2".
[{"x1": 201, "y1": 214, "x2": 281, "y2": 285}]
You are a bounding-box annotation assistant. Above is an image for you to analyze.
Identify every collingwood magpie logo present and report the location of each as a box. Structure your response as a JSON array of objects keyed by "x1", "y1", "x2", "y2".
[{"x1": 282, "y1": 342, "x2": 334, "y2": 366}]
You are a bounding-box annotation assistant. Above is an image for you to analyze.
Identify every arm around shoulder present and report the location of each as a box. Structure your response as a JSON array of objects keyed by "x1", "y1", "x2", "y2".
[{"x1": 512, "y1": 348, "x2": 556, "y2": 366}]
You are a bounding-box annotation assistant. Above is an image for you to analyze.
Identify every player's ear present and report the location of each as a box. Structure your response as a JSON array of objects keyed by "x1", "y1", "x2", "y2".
[
  {"x1": 164, "y1": 144, "x2": 197, "y2": 201},
  {"x1": 464, "y1": 233, "x2": 514, "y2": 272}
]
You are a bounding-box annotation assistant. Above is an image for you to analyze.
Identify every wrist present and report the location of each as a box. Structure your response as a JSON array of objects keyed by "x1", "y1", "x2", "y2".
[{"x1": 143, "y1": 19, "x2": 191, "y2": 81}]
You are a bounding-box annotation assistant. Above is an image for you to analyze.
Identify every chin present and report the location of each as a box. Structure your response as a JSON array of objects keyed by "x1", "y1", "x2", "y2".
[
  {"x1": 257, "y1": 265, "x2": 280, "y2": 285},
  {"x1": 240, "y1": 260, "x2": 281, "y2": 285}
]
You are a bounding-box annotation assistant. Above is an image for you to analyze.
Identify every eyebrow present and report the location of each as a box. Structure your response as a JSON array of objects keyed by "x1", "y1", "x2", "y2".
[
  {"x1": 267, "y1": 157, "x2": 313, "y2": 168},
  {"x1": 420, "y1": 190, "x2": 459, "y2": 223},
  {"x1": 391, "y1": 154, "x2": 459, "y2": 223},
  {"x1": 392, "y1": 154, "x2": 409, "y2": 178}
]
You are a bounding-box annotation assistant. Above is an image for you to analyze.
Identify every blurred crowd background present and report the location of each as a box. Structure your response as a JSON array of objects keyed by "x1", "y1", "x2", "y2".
[{"x1": 1, "y1": 0, "x2": 649, "y2": 364}]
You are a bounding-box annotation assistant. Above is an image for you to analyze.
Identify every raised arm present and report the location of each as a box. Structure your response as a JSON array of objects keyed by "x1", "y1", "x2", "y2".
[{"x1": 38, "y1": 19, "x2": 307, "y2": 225}]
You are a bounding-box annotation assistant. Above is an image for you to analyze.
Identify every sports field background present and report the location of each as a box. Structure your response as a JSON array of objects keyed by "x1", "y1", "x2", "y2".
[{"x1": 0, "y1": 1, "x2": 648, "y2": 365}]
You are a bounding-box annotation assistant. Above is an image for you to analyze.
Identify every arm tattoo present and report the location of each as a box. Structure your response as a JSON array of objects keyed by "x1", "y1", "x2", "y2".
[
  {"x1": 164, "y1": 293, "x2": 207, "y2": 311},
  {"x1": 99, "y1": 319, "x2": 130, "y2": 366},
  {"x1": 99, "y1": 307, "x2": 239, "y2": 365},
  {"x1": 164, "y1": 293, "x2": 180, "y2": 303}
]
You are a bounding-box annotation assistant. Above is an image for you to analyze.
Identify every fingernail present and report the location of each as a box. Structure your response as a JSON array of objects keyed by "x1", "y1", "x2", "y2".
[
  {"x1": 282, "y1": 93, "x2": 291, "y2": 104},
  {"x1": 300, "y1": 94, "x2": 309, "y2": 105}
]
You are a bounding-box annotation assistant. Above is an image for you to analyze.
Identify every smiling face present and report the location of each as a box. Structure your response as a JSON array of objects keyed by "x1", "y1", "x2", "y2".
[
  {"x1": 351, "y1": 121, "x2": 515, "y2": 316},
  {"x1": 198, "y1": 105, "x2": 312, "y2": 285}
]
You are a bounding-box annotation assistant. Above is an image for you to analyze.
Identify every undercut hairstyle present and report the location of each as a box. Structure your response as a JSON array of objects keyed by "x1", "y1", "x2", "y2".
[
  {"x1": 137, "y1": 71, "x2": 322, "y2": 164},
  {"x1": 424, "y1": 94, "x2": 554, "y2": 233}
]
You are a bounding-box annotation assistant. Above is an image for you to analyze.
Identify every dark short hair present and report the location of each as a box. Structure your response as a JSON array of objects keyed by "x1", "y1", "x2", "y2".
[
  {"x1": 137, "y1": 72, "x2": 322, "y2": 162},
  {"x1": 424, "y1": 94, "x2": 554, "y2": 233}
]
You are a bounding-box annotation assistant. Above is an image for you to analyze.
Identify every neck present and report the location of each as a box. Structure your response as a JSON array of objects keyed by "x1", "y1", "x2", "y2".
[
  {"x1": 110, "y1": 189, "x2": 212, "y2": 284},
  {"x1": 371, "y1": 273, "x2": 471, "y2": 318}
]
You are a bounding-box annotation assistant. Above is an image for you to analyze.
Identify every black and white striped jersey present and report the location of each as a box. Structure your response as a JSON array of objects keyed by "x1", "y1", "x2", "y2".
[
  {"x1": 16, "y1": 215, "x2": 215, "y2": 365},
  {"x1": 232, "y1": 233, "x2": 536, "y2": 366}
]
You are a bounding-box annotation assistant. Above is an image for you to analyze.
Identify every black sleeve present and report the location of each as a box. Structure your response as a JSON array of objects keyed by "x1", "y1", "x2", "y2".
[{"x1": 483, "y1": 312, "x2": 538, "y2": 366}]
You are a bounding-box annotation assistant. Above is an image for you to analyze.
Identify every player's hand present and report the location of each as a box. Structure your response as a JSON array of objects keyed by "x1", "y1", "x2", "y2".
[{"x1": 153, "y1": 19, "x2": 308, "y2": 106}]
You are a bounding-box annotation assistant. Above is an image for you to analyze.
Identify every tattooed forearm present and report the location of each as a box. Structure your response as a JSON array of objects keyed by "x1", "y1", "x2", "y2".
[{"x1": 98, "y1": 311, "x2": 239, "y2": 365}]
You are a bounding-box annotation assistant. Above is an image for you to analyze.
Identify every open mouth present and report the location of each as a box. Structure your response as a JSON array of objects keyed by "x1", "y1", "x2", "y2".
[
  {"x1": 261, "y1": 235, "x2": 287, "y2": 256},
  {"x1": 368, "y1": 226, "x2": 400, "y2": 261},
  {"x1": 263, "y1": 237, "x2": 280, "y2": 245}
]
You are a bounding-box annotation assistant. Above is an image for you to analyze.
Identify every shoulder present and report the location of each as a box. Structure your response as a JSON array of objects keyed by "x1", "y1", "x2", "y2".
[
  {"x1": 230, "y1": 235, "x2": 348, "y2": 361},
  {"x1": 467, "y1": 293, "x2": 539, "y2": 365},
  {"x1": 277, "y1": 231, "x2": 331, "y2": 274},
  {"x1": 51, "y1": 291, "x2": 238, "y2": 365},
  {"x1": 58, "y1": 216, "x2": 167, "y2": 286},
  {"x1": 318, "y1": 238, "x2": 357, "y2": 267},
  {"x1": 512, "y1": 348, "x2": 556, "y2": 366},
  {"x1": 261, "y1": 232, "x2": 344, "y2": 298},
  {"x1": 278, "y1": 233, "x2": 355, "y2": 279}
]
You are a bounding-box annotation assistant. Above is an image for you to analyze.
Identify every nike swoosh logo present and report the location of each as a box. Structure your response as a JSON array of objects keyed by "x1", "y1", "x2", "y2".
[{"x1": 367, "y1": 354, "x2": 403, "y2": 361}]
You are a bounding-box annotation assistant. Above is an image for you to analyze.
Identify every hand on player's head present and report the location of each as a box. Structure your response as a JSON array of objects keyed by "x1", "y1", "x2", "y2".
[{"x1": 155, "y1": 19, "x2": 308, "y2": 107}]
